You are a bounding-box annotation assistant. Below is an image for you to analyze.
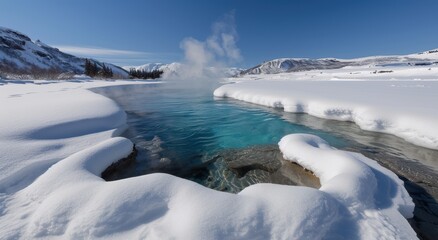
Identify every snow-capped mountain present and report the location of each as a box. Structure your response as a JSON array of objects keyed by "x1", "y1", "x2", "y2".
[
  {"x1": 240, "y1": 50, "x2": 438, "y2": 75},
  {"x1": 124, "y1": 62, "x2": 182, "y2": 73},
  {"x1": 125, "y1": 62, "x2": 244, "y2": 78},
  {"x1": 0, "y1": 27, "x2": 128, "y2": 78},
  {"x1": 224, "y1": 67, "x2": 245, "y2": 77}
]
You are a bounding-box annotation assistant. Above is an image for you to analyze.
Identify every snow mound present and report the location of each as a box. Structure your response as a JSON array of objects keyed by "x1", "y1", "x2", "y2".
[
  {"x1": 214, "y1": 80, "x2": 438, "y2": 150},
  {"x1": 279, "y1": 134, "x2": 415, "y2": 239}
]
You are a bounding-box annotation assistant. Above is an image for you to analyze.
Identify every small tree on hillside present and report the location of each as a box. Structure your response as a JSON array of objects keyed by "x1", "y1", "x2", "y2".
[
  {"x1": 99, "y1": 64, "x2": 113, "y2": 78},
  {"x1": 92, "y1": 62, "x2": 98, "y2": 76},
  {"x1": 84, "y1": 59, "x2": 113, "y2": 78},
  {"x1": 84, "y1": 59, "x2": 99, "y2": 77},
  {"x1": 129, "y1": 68, "x2": 163, "y2": 79},
  {"x1": 84, "y1": 59, "x2": 92, "y2": 76}
]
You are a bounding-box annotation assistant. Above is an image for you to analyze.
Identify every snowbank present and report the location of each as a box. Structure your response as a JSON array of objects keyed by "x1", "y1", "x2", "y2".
[
  {"x1": 214, "y1": 80, "x2": 438, "y2": 149},
  {"x1": 279, "y1": 134, "x2": 415, "y2": 239},
  {"x1": 0, "y1": 134, "x2": 416, "y2": 239},
  {"x1": 0, "y1": 80, "x2": 145, "y2": 193}
]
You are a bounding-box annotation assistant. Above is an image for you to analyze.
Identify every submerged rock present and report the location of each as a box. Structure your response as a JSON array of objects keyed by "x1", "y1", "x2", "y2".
[
  {"x1": 102, "y1": 143, "x2": 321, "y2": 193},
  {"x1": 224, "y1": 145, "x2": 282, "y2": 176},
  {"x1": 199, "y1": 145, "x2": 320, "y2": 193}
]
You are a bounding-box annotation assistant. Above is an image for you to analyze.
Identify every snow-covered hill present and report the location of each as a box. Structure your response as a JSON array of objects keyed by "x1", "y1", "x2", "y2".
[
  {"x1": 241, "y1": 58, "x2": 350, "y2": 75},
  {"x1": 0, "y1": 27, "x2": 128, "y2": 78},
  {"x1": 241, "y1": 49, "x2": 438, "y2": 76}
]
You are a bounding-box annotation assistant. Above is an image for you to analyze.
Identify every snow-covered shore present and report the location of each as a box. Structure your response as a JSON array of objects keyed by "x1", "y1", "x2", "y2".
[
  {"x1": 0, "y1": 80, "x2": 146, "y2": 193},
  {"x1": 215, "y1": 80, "x2": 438, "y2": 150},
  {"x1": 0, "y1": 80, "x2": 417, "y2": 239}
]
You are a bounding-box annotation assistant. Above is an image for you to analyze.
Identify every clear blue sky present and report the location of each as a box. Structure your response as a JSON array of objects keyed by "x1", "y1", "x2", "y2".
[{"x1": 1, "y1": 0, "x2": 438, "y2": 68}]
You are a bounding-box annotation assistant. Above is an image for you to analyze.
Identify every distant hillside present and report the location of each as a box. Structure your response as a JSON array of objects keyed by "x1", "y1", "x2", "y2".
[
  {"x1": 0, "y1": 27, "x2": 128, "y2": 79},
  {"x1": 240, "y1": 50, "x2": 438, "y2": 76},
  {"x1": 240, "y1": 59, "x2": 350, "y2": 75}
]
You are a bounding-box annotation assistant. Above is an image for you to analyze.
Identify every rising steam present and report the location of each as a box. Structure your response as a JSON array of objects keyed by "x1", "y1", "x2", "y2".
[{"x1": 164, "y1": 11, "x2": 242, "y2": 80}]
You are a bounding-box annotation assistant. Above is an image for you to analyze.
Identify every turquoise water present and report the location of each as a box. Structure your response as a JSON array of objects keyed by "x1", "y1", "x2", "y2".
[{"x1": 94, "y1": 84, "x2": 347, "y2": 177}]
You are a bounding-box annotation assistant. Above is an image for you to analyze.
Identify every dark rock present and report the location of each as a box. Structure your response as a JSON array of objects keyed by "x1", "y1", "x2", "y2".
[
  {"x1": 217, "y1": 145, "x2": 320, "y2": 191},
  {"x1": 101, "y1": 145, "x2": 137, "y2": 181},
  {"x1": 224, "y1": 146, "x2": 282, "y2": 177}
]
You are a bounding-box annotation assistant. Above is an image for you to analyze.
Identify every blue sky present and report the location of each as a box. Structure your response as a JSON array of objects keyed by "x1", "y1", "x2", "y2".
[{"x1": 1, "y1": 0, "x2": 438, "y2": 68}]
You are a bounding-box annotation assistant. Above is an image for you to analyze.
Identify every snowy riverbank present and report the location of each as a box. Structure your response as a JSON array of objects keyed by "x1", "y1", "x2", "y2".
[
  {"x1": 215, "y1": 80, "x2": 438, "y2": 150},
  {"x1": 0, "y1": 80, "x2": 418, "y2": 239}
]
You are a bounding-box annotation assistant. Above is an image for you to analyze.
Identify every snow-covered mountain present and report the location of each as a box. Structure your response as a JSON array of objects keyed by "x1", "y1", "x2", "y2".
[
  {"x1": 241, "y1": 59, "x2": 350, "y2": 75},
  {"x1": 124, "y1": 62, "x2": 244, "y2": 78},
  {"x1": 124, "y1": 62, "x2": 182, "y2": 74},
  {"x1": 224, "y1": 67, "x2": 245, "y2": 77},
  {"x1": 0, "y1": 27, "x2": 128, "y2": 78},
  {"x1": 240, "y1": 49, "x2": 438, "y2": 75}
]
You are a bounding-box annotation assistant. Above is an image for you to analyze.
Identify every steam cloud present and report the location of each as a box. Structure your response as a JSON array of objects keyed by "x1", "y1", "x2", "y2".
[{"x1": 164, "y1": 12, "x2": 241, "y2": 80}]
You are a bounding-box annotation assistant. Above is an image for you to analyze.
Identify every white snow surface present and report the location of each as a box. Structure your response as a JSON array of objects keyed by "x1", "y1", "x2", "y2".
[
  {"x1": 0, "y1": 79, "x2": 416, "y2": 239},
  {"x1": 215, "y1": 80, "x2": 438, "y2": 150}
]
